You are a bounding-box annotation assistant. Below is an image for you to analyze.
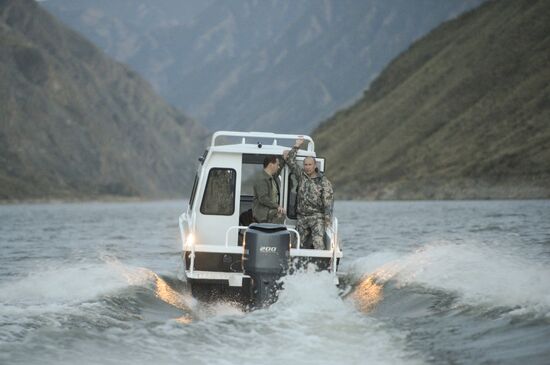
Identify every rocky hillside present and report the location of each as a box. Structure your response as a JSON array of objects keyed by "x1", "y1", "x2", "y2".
[
  {"x1": 0, "y1": 0, "x2": 208, "y2": 201},
  {"x1": 43, "y1": 0, "x2": 482, "y2": 133},
  {"x1": 314, "y1": 0, "x2": 550, "y2": 200}
]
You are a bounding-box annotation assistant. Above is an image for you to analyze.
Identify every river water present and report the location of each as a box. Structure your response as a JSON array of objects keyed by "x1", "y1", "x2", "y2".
[{"x1": 0, "y1": 200, "x2": 549, "y2": 364}]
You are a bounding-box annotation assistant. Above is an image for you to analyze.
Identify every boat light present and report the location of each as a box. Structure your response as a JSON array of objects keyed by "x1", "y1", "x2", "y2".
[{"x1": 186, "y1": 232, "x2": 195, "y2": 248}]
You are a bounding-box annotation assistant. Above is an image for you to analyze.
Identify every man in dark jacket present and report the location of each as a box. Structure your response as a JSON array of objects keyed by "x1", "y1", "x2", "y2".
[
  {"x1": 285, "y1": 138, "x2": 333, "y2": 249},
  {"x1": 252, "y1": 155, "x2": 286, "y2": 223}
]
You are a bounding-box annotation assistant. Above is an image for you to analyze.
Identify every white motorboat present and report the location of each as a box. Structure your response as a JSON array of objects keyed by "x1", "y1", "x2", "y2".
[{"x1": 178, "y1": 131, "x2": 343, "y2": 307}]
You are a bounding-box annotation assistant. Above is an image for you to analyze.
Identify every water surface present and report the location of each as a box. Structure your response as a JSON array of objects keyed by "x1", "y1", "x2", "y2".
[{"x1": 1, "y1": 200, "x2": 549, "y2": 364}]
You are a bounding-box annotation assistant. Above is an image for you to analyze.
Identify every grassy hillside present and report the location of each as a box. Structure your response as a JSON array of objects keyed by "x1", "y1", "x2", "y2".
[
  {"x1": 0, "y1": 0, "x2": 208, "y2": 201},
  {"x1": 314, "y1": 0, "x2": 550, "y2": 200}
]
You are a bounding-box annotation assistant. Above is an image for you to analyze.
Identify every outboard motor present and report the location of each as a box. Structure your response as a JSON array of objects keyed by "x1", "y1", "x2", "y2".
[{"x1": 242, "y1": 223, "x2": 290, "y2": 308}]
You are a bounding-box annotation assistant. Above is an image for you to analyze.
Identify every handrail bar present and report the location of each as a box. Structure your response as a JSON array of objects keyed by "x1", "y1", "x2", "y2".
[
  {"x1": 225, "y1": 226, "x2": 249, "y2": 247},
  {"x1": 211, "y1": 131, "x2": 315, "y2": 152},
  {"x1": 287, "y1": 228, "x2": 301, "y2": 250},
  {"x1": 326, "y1": 217, "x2": 339, "y2": 275}
]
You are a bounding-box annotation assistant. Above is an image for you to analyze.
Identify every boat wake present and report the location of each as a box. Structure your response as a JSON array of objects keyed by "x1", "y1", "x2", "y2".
[
  {"x1": 2, "y1": 241, "x2": 548, "y2": 365},
  {"x1": 346, "y1": 240, "x2": 550, "y2": 317},
  {"x1": 339, "y1": 239, "x2": 550, "y2": 364}
]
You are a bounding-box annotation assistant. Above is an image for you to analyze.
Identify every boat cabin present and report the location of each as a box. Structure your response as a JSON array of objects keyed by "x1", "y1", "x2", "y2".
[{"x1": 179, "y1": 131, "x2": 341, "y2": 290}]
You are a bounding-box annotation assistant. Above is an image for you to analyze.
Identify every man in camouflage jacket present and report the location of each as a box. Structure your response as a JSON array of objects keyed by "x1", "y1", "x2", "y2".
[{"x1": 285, "y1": 138, "x2": 333, "y2": 249}]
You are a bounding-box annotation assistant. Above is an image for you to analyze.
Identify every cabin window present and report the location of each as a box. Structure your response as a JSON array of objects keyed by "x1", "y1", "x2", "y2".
[{"x1": 200, "y1": 168, "x2": 236, "y2": 215}]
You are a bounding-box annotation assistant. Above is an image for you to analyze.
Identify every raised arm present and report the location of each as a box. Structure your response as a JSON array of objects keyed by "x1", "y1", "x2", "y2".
[{"x1": 284, "y1": 138, "x2": 304, "y2": 176}]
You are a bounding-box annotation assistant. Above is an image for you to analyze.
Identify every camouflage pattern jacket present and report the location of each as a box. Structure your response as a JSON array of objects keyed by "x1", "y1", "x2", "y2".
[{"x1": 286, "y1": 146, "x2": 333, "y2": 223}]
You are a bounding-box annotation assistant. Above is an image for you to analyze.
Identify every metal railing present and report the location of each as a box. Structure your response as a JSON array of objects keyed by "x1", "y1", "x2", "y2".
[
  {"x1": 181, "y1": 216, "x2": 337, "y2": 276},
  {"x1": 211, "y1": 131, "x2": 315, "y2": 152},
  {"x1": 327, "y1": 217, "x2": 340, "y2": 275}
]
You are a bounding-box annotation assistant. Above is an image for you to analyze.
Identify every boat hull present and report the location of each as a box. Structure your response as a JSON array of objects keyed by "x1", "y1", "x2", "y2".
[{"x1": 184, "y1": 251, "x2": 336, "y2": 273}]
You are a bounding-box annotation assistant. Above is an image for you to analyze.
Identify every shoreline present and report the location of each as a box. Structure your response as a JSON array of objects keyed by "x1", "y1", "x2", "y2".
[
  {"x1": 1, "y1": 195, "x2": 548, "y2": 206},
  {"x1": 0, "y1": 195, "x2": 188, "y2": 206}
]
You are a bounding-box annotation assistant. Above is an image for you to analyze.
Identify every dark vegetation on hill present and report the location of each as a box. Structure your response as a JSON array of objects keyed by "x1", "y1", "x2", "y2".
[
  {"x1": 0, "y1": 0, "x2": 208, "y2": 201},
  {"x1": 314, "y1": 0, "x2": 550, "y2": 200}
]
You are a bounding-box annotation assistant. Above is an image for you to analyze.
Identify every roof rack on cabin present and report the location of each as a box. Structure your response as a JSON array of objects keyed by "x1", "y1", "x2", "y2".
[{"x1": 210, "y1": 131, "x2": 315, "y2": 152}]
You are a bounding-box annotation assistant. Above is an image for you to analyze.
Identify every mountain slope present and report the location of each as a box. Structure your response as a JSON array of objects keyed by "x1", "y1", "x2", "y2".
[
  {"x1": 0, "y1": 0, "x2": 208, "y2": 201},
  {"x1": 43, "y1": 0, "x2": 482, "y2": 133},
  {"x1": 314, "y1": 0, "x2": 550, "y2": 199}
]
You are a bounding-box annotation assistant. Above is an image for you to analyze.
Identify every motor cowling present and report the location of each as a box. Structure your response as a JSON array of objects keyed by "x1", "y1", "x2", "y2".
[{"x1": 242, "y1": 223, "x2": 290, "y2": 308}]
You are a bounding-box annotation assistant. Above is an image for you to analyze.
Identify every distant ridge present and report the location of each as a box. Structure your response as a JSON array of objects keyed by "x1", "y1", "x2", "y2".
[
  {"x1": 43, "y1": 0, "x2": 483, "y2": 134},
  {"x1": 0, "y1": 0, "x2": 208, "y2": 201},
  {"x1": 314, "y1": 0, "x2": 550, "y2": 199}
]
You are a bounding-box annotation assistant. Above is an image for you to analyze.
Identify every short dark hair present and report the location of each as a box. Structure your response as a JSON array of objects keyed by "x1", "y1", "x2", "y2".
[{"x1": 263, "y1": 155, "x2": 278, "y2": 168}]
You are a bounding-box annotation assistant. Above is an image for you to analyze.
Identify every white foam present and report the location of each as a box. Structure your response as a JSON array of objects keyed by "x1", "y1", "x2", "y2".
[
  {"x1": 354, "y1": 241, "x2": 550, "y2": 314},
  {"x1": 346, "y1": 251, "x2": 402, "y2": 282},
  {"x1": 254, "y1": 270, "x2": 425, "y2": 365},
  {"x1": 0, "y1": 263, "x2": 128, "y2": 306},
  {"x1": 0, "y1": 256, "x2": 190, "y2": 312},
  {"x1": 102, "y1": 256, "x2": 198, "y2": 313},
  {"x1": 275, "y1": 267, "x2": 344, "y2": 313},
  {"x1": 149, "y1": 271, "x2": 425, "y2": 365}
]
